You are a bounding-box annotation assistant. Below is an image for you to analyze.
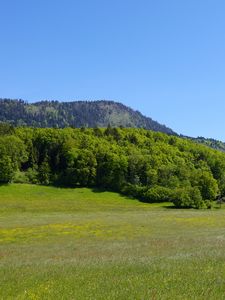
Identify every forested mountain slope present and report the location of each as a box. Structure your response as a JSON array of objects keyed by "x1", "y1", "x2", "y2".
[
  {"x1": 190, "y1": 137, "x2": 225, "y2": 152},
  {"x1": 1, "y1": 98, "x2": 225, "y2": 153},
  {"x1": 0, "y1": 99, "x2": 175, "y2": 135},
  {"x1": 0, "y1": 124, "x2": 225, "y2": 208}
]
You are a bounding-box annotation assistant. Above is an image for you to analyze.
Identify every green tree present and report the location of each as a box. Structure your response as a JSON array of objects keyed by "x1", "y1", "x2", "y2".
[
  {"x1": 198, "y1": 171, "x2": 218, "y2": 200},
  {"x1": 0, "y1": 155, "x2": 14, "y2": 183},
  {"x1": 38, "y1": 160, "x2": 51, "y2": 185}
]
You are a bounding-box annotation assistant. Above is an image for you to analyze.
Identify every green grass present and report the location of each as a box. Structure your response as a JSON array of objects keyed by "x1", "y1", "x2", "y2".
[{"x1": 1, "y1": 184, "x2": 225, "y2": 299}]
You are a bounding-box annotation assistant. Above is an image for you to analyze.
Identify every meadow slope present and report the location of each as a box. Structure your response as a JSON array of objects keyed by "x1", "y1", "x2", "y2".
[{"x1": 1, "y1": 184, "x2": 225, "y2": 299}]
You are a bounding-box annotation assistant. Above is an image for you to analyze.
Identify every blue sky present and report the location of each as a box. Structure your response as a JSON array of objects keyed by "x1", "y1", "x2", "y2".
[{"x1": 0, "y1": 0, "x2": 225, "y2": 140}]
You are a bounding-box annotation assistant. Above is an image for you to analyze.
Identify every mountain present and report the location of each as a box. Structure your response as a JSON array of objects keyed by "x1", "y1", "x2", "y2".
[
  {"x1": 190, "y1": 137, "x2": 225, "y2": 152},
  {"x1": 0, "y1": 99, "x2": 176, "y2": 135},
  {"x1": 1, "y1": 98, "x2": 225, "y2": 153}
]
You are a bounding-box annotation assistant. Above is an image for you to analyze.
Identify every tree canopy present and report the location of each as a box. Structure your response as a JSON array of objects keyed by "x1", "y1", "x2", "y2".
[{"x1": 1, "y1": 125, "x2": 225, "y2": 208}]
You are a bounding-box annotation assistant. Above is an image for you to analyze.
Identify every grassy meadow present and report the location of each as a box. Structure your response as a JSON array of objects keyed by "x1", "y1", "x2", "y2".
[{"x1": 1, "y1": 184, "x2": 225, "y2": 299}]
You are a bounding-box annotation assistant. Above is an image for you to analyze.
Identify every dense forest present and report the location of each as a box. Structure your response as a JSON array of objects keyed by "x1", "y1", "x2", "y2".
[
  {"x1": 0, "y1": 99, "x2": 175, "y2": 135},
  {"x1": 0, "y1": 122, "x2": 225, "y2": 208}
]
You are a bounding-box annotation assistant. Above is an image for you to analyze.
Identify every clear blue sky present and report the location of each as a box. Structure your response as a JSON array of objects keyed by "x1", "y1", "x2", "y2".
[{"x1": 1, "y1": 0, "x2": 225, "y2": 140}]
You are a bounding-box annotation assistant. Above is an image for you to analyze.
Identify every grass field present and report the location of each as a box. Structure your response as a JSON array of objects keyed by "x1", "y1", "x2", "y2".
[{"x1": 1, "y1": 184, "x2": 225, "y2": 299}]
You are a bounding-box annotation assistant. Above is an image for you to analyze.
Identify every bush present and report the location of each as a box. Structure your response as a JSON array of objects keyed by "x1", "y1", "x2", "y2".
[
  {"x1": 13, "y1": 171, "x2": 29, "y2": 183},
  {"x1": 26, "y1": 168, "x2": 39, "y2": 184},
  {"x1": 143, "y1": 186, "x2": 174, "y2": 203},
  {"x1": 172, "y1": 187, "x2": 204, "y2": 209},
  {"x1": 204, "y1": 200, "x2": 213, "y2": 209},
  {"x1": 121, "y1": 184, "x2": 147, "y2": 200}
]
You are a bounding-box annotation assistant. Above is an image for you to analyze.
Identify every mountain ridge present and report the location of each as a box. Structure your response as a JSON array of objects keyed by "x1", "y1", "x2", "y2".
[{"x1": 0, "y1": 98, "x2": 176, "y2": 135}]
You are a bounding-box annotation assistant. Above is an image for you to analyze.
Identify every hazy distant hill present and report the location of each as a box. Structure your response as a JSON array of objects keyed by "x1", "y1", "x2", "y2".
[{"x1": 0, "y1": 99, "x2": 176, "y2": 135}]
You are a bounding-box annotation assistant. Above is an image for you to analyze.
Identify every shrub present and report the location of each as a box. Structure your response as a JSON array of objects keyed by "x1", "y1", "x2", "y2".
[
  {"x1": 121, "y1": 184, "x2": 147, "y2": 200},
  {"x1": 26, "y1": 168, "x2": 39, "y2": 184},
  {"x1": 13, "y1": 171, "x2": 29, "y2": 183},
  {"x1": 172, "y1": 187, "x2": 204, "y2": 209},
  {"x1": 144, "y1": 186, "x2": 174, "y2": 203},
  {"x1": 204, "y1": 200, "x2": 213, "y2": 209}
]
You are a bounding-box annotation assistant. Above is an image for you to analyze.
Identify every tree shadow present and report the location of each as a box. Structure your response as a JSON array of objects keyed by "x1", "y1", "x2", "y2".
[
  {"x1": 163, "y1": 205, "x2": 177, "y2": 209},
  {"x1": 91, "y1": 187, "x2": 139, "y2": 201},
  {"x1": 0, "y1": 183, "x2": 10, "y2": 187},
  {"x1": 91, "y1": 187, "x2": 108, "y2": 193}
]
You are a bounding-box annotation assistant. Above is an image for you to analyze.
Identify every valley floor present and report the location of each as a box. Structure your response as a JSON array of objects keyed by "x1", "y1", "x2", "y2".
[{"x1": 1, "y1": 184, "x2": 225, "y2": 299}]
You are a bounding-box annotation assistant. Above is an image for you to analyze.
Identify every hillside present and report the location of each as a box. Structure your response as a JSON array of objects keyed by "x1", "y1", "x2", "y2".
[
  {"x1": 178, "y1": 134, "x2": 225, "y2": 153},
  {"x1": 191, "y1": 137, "x2": 225, "y2": 152},
  {"x1": 1, "y1": 126, "x2": 225, "y2": 208},
  {"x1": 2, "y1": 98, "x2": 225, "y2": 153},
  {"x1": 0, "y1": 99, "x2": 176, "y2": 135}
]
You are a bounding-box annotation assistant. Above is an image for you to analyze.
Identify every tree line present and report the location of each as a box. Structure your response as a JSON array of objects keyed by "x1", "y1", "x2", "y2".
[{"x1": 0, "y1": 123, "x2": 225, "y2": 208}]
